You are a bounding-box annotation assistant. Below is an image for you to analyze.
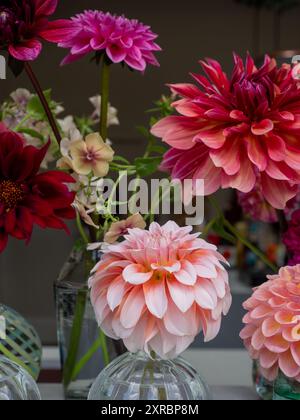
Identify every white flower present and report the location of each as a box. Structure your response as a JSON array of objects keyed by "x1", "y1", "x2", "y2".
[{"x1": 89, "y1": 95, "x2": 119, "y2": 126}]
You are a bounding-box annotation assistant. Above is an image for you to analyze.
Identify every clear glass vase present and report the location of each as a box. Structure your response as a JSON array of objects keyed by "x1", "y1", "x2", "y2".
[
  {"x1": 273, "y1": 373, "x2": 300, "y2": 400},
  {"x1": 54, "y1": 246, "x2": 126, "y2": 400},
  {"x1": 252, "y1": 361, "x2": 273, "y2": 400},
  {"x1": 0, "y1": 357, "x2": 41, "y2": 400},
  {"x1": 88, "y1": 352, "x2": 211, "y2": 401}
]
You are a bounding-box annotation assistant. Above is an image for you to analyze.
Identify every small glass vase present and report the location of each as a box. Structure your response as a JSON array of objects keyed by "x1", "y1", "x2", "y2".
[
  {"x1": 55, "y1": 246, "x2": 125, "y2": 400},
  {"x1": 88, "y1": 352, "x2": 211, "y2": 401},
  {"x1": 0, "y1": 357, "x2": 41, "y2": 400},
  {"x1": 252, "y1": 361, "x2": 273, "y2": 400},
  {"x1": 273, "y1": 373, "x2": 300, "y2": 400}
]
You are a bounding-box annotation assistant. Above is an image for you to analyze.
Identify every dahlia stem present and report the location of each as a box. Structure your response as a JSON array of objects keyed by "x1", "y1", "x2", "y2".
[
  {"x1": 24, "y1": 62, "x2": 62, "y2": 145},
  {"x1": 100, "y1": 56, "x2": 111, "y2": 140}
]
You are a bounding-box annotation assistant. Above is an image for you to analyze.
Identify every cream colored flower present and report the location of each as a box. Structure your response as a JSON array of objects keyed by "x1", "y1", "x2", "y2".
[
  {"x1": 70, "y1": 133, "x2": 114, "y2": 177},
  {"x1": 104, "y1": 213, "x2": 146, "y2": 244},
  {"x1": 73, "y1": 198, "x2": 99, "y2": 229}
]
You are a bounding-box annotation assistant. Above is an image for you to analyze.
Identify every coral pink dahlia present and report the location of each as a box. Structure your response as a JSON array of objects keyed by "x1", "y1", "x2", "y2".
[
  {"x1": 152, "y1": 54, "x2": 300, "y2": 209},
  {"x1": 241, "y1": 265, "x2": 300, "y2": 382},
  {"x1": 89, "y1": 221, "x2": 232, "y2": 359},
  {"x1": 48, "y1": 10, "x2": 161, "y2": 70}
]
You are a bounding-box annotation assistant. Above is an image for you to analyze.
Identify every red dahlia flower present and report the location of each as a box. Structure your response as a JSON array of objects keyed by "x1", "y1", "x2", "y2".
[
  {"x1": 152, "y1": 54, "x2": 300, "y2": 210},
  {"x1": 0, "y1": 126, "x2": 75, "y2": 252},
  {"x1": 0, "y1": 0, "x2": 72, "y2": 61}
]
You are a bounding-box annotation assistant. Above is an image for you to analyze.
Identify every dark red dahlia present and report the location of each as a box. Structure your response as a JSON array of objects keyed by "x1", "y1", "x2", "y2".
[
  {"x1": 0, "y1": 0, "x2": 71, "y2": 61},
  {"x1": 0, "y1": 126, "x2": 75, "y2": 252}
]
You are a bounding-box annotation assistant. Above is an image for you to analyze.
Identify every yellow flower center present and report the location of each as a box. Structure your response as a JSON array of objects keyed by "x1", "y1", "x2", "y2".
[{"x1": 0, "y1": 180, "x2": 24, "y2": 211}]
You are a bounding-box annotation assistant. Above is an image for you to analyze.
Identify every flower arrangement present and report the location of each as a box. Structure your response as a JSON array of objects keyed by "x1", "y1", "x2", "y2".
[{"x1": 2, "y1": 0, "x2": 300, "y2": 401}]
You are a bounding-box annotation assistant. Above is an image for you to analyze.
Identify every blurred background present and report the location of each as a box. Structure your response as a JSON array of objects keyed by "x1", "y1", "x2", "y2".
[{"x1": 0, "y1": 0, "x2": 299, "y2": 345}]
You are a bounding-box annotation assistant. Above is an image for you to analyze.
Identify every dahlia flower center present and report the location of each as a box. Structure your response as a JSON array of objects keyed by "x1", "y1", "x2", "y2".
[{"x1": 0, "y1": 180, "x2": 24, "y2": 211}]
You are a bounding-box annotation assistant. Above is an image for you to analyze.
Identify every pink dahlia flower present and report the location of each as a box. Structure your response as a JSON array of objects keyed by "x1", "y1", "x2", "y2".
[
  {"x1": 89, "y1": 221, "x2": 232, "y2": 359},
  {"x1": 238, "y1": 182, "x2": 278, "y2": 223},
  {"x1": 49, "y1": 10, "x2": 161, "y2": 71},
  {"x1": 241, "y1": 265, "x2": 300, "y2": 381},
  {"x1": 0, "y1": 0, "x2": 74, "y2": 61},
  {"x1": 152, "y1": 54, "x2": 300, "y2": 210}
]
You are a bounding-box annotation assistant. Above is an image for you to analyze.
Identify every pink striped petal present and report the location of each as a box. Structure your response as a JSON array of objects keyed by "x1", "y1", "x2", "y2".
[
  {"x1": 251, "y1": 119, "x2": 274, "y2": 136},
  {"x1": 120, "y1": 287, "x2": 145, "y2": 329},
  {"x1": 167, "y1": 280, "x2": 194, "y2": 313},
  {"x1": 279, "y1": 351, "x2": 300, "y2": 378}
]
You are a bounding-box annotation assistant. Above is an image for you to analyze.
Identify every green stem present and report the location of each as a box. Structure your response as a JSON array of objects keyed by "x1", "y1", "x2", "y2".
[
  {"x1": 99, "y1": 330, "x2": 110, "y2": 366},
  {"x1": 76, "y1": 212, "x2": 89, "y2": 245},
  {"x1": 223, "y1": 218, "x2": 277, "y2": 273},
  {"x1": 63, "y1": 289, "x2": 87, "y2": 388},
  {"x1": 14, "y1": 114, "x2": 32, "y2": 132},
  {"x1": 100, "y1": 57, "x2": 111, "y2": 141}
]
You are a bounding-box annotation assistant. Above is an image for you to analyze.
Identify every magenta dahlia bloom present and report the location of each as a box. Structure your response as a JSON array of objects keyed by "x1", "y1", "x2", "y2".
[
  {"x1": 0, "y1": 0, "x2": 72, "y2": 61},
  {"x1": 48, "y1": 10, "x2": 161, "y2": 70},
  {"x1": 152, "y1": 54, "x2": 300, "y2": 210}
]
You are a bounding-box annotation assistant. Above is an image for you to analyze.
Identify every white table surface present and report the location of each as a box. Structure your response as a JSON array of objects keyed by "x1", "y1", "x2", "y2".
[
  {"x1": 40, "y1": 347, "x2": 257, "y2": 400},
  {"x1": 39, "y1": 384, "x2": 258, "y2": 401}
]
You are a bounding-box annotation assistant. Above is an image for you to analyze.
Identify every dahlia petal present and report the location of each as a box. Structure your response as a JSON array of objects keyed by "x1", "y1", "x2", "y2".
[
  {"x1": 196, "y1": 128, "x2": 226, "y2": 150},
  {"x1": 143, "y1": 280, "x2": 168, "y2": 319},
  {"x1": 123, "y1": 264, "x2": 153, "y2": 285},
  {"x1": 169, "y1": 83, "x2": 202, "y2": 99},
  {"x1": 151, "y1": 117, "x2": 200, "y2": 150},
  {"x1": 261, "y1": 174, "x2": 298, "y2": 209},
  {"x1": 210, "y1": 139, "x2": 241, "y2": 175},
  {"x1": 222, "y1": 157, "x2": 256, "y2": 193},
  {"x1": 125, "y1": 55, "x2": 146, "y2": 71},
  {"x1": 251, "y1": 119, "x2": 274, "y2": 136},
  {"x1": 262, "y1": 318, "x2": 281, "y2": 338},
  {"x1": 0, "y1": 232, "x2": 8, "y2": 253},
  {"x1": 35, "y1": 0, "x2": 58, "y2": 16},
  {"x1": 164, "y1": 302, "x2": 198, "y2": 337},
  {"x1": 174, "y1": 260, "x2": 197, "y2": 285},
  {"x1": 192, "y1": 157, "x2": 222, "y2": 195},
  {"x1": 240, "y1": 324, "x2": 257, "y2": 340},
  {"x1": 264, "y1": 334, "x2": 290, "y2": 353},
  {"x1": 245, "y1": 136, "x2": 267, "y2": 171},
  {"x1": 291, "y1": 342, "x2": 300, "y2": 366},
  {"x1": 251, "y1": 328, "x2": 265, "y2": 351},
  {"x1": 259, "y1": 348, "x2": 279, "y2": 369},
  {"x1": 9, "y1": 40, "x2": 42, "y2": 61},
  {"x1": 107, "y1": 276, "x2": 129, "y2": 311},
  {"x1": 167, "y1": 280, "x2": 194, "y2": 313},
  {"x1": 265, "y1": 135, "x2": 286, "y2": 162},
  {"x1": 201, "y1": 312, "x2": 222, "y2": 342},
  {"x1": 106, "y1": 44, "x2": 127, "y2": 63},
  {"x1": 279, "y1": 351, "x2": 300, "y2": 378},
  {"x1": 120, "y1": 287, "x2": 145, "y2": 329},
  {"x1": 195, "y1": 279, "x2": 218, "y2": 310},
  {"x1": 251, "y1": 304, "x2": 273, "y2": 319}
]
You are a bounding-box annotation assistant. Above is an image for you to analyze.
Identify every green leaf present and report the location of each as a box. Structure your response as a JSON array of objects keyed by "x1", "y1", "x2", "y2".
[
  {"x1": 17, "y1": 128, "x2": 44, "y2": 141},
  {"x1": 135, "y1": 156, "x2": 162, "y2": 177},
  {"x1": 113, "y1": 155, "x2": 130, "y2": 165},
  {"x1": 27, "y1": 89, "x2": 52, "y2": 118},
  {"x1": 148, "y1": 144, "x2": 167, "y2": 155}
]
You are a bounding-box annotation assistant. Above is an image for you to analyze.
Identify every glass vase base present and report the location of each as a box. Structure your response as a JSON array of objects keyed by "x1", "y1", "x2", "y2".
[
  {"x1": 88, "y1": 352, "x2": 211, "y2": 401},
  {"x1": 65, "y1": 379, "x2": 94, "y2": 400}
]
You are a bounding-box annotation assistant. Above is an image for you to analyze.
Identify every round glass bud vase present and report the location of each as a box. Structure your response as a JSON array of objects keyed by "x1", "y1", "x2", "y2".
[
  {"x1": 273, "y1": 373, "x2": 300, "y2": 400},
  {"x1": 88, "y1": 352, "x2": 211, "y2": 401},
  {"x1": 252, "y1": 361, "x2": 273, "y2": 400},
  {"x1": 0, "y1": 357, "x2": 41, "y2": 400},
  {"x1": 0, "y1": 304, "x2": 42, "y2": 380},
  {"x1": 55, "y1": 246, "x2": 126, "y2": 400}
]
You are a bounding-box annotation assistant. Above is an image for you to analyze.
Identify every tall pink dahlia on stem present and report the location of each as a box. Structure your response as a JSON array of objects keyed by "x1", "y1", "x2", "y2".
[
  {"x1": 48, "y1": 10, "x2": 161, "y2": 71},
  {"x1": 241, "y1": 265, "x2": 300, "y2": 382},
  {"x1": 152, "y1": 54, "x2": 300, "y2": 209},
  {"x1": 89, "y1": 221, "x2": 231, "y2": 359}
]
